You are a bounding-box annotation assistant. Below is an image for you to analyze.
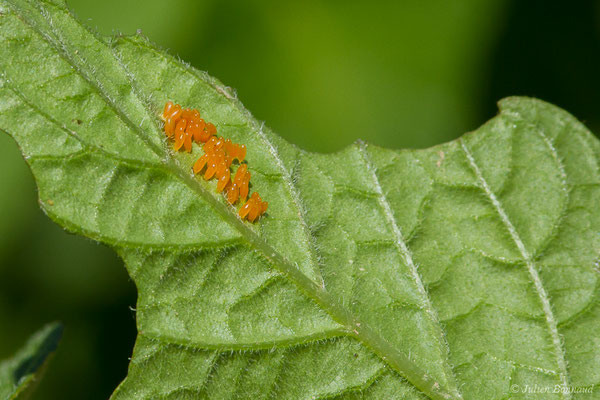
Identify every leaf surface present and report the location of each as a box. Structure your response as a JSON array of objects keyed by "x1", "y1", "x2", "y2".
[
  {"x1": 0, "y1": 323, "x2": 63, "y2": 400},
  {"x1": 1, "y1": 1, "x2": 599, "y2": 399}
]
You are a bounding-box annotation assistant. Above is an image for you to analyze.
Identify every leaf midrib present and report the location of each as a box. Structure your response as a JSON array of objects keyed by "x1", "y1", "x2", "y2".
[{"x1": 7, "y1": 1, "x2": 457, "y2": 399}]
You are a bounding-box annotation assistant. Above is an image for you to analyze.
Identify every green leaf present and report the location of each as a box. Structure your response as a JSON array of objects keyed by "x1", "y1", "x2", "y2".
[
  {"x1": 1, "y1": 1, "x2": 599, "y2": 399},
  {"x1": 0, "y1": 323, "x2": 63, "y2": 400}
]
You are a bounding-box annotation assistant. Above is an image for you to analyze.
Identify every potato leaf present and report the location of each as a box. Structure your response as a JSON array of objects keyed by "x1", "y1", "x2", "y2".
[{"x1": 1, "y1": 1, "x2": 599, "y2": 399}]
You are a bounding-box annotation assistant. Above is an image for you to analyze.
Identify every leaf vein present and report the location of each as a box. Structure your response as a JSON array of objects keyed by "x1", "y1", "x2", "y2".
[
  {"x1": 358, "y1": 142, "x2": 462, "y2": 400},
  {"x1": 460, "y1": 139, "x2": 571, "y2": 398}
]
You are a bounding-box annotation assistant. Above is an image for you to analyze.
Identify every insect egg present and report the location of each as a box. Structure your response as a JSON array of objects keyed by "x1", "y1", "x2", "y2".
[{"x1": 173, "y1": 118, "x2": 188, "y2": 151}]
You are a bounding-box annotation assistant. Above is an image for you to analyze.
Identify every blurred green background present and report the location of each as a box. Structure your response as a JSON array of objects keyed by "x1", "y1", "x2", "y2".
[{"x1": 1, "y1": 0, "x2": 599, "y2": 398}]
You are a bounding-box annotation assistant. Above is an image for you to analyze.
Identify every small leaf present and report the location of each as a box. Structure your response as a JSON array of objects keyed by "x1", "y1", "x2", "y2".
[
  {"x1": 1, "y1": 1, "x2": 599, "y2": 399},
  {"x1": 0, "y1": 323, "x2": 63, "y2": 400}
]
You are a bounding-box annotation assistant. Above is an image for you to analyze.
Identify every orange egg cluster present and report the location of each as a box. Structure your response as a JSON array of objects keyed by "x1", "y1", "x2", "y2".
[{"x1": 161, "y1": 101, "x2": 268, "y2": 222}]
